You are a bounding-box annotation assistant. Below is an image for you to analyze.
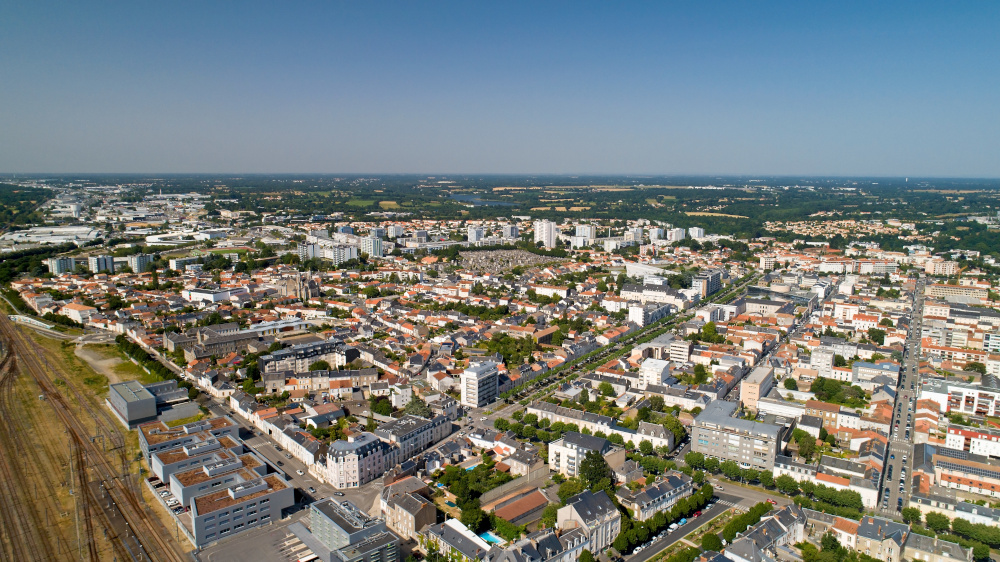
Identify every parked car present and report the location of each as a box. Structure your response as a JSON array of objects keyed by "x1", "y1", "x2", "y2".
[
  {"x1": 297, "y1": 469, "x2": 304, "y2": 475},
  {"x1": 308, "y1": 487, "x2": 316, "y2": 494},
  {"x1": 333, "y1": 492, "x2": 345, "y2": 497}
]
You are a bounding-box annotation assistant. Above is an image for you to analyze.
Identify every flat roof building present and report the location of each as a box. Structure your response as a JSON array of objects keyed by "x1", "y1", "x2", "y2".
[{"x1": 692, "y1": 400, "x2": 784, "y2": 471}]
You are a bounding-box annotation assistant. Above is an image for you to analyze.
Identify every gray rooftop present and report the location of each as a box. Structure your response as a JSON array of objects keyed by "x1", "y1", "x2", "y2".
[{"x1": 694, "y1": 400, "x2": 781, "y2": 439}]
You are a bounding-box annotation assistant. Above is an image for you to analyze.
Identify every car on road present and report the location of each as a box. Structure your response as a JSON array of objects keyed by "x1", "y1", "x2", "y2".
[
  {"x1": 308, "y1": 487, "x2": 316, "y2": 494},
  {"x1": 333, "y1": 492, "x2": 345, "y2": 496},
  {"x1": 285, "y1": 453, "x2": 292, "y2": 459},
  {"x1": 766, "y1": 499, "x2": 776, "y2": 505},
  {"x1": 890, "y1": 454, "x2": 894, "y2": 460},
  {"x1": 277, "y1": 461, "x2": 284, "y2": 466},
  {"x1": 297, "y1": 469, "x2": 304, "y2": 475}
]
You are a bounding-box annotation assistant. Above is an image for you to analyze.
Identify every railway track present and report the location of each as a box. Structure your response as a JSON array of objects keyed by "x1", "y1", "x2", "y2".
[
  {"x1": 0, "y1": 314, "x2": 189, "y2": 562},
  {"x1": 0, "y1": 343, "x2": 63, "y2": 561}
]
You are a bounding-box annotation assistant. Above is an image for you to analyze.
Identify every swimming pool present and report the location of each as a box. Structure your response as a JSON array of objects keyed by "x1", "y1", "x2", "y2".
[
  {"x1": 445, "y1": 501, "x2": 457, "y2": 507},
  {"x1": 464, "y1": 464, "x2": 480, "y2": 471},
  {"x1": 480, "y1": 531, "x2": 504, "y2": 545}
]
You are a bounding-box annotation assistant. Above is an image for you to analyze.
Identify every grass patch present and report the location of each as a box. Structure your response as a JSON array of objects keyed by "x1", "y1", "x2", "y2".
[
  {"x1": 346, "y1": 199, "x2": 375, "y2": 207},
  {"x1": 166, "y1": 413, "x2": 206, "y2": 427},
  {"x1": 379, "y1": 200, "x2": 400, "y2": 209},
  {"x1": 114, "y1": 359, "x2": 162, "y2": 385}
]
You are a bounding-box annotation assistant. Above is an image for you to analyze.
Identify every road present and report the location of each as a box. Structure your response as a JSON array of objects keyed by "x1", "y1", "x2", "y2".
[{"x1": 878, "y1": 276, "x2": 925, "y2": 516}]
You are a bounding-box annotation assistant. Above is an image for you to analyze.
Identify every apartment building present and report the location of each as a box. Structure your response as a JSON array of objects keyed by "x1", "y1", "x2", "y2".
[
  {"x1": 933, "y1": 448, "x2": 1000, "y2": 498},
  {"x1": 460, "y1": 361, "x2": 499, "y2": 408},
  {"x1": 804, "y1": 400, "x2": 841, "y2": 429},
  {"x1": 692, "y1": 400, "x2": 784, "y2": 471},
  {"x1": 692, "y1": 269, "x2": 723, "y2": 298},
  {"x1": 740, "y1": 365, "x2": 774, "y2": 412},
  {"x1": 380, "y1": 477, "x2": 436, "y2": 542},
  {"x1": 548, "y1": 432, "x2": 622, "y2": 478},
  {"x1": 615, "y1": 471, "x2": 693, "y2": 521},
  {"x1": 373, "y1": 415, "x2": 449, "y2": 462},
  {"x1": 534, "y1": 220, "x2": 558, "y2": 249},
  {"x1": 557, "y1": 490, "x2": 621, "y2": 553},
  {"x1": 945, "y1": 426, "x2": 1000, "y2": 458},
  {"x1": 88, "y1": 254, "x2": 115, "y2": 273},
  {"x1": 323, "y1": 432, "x2": 389, "y2": 489},
  {"x1": 921, "y1": 376, "x2": 1000, "y2": 417},
  {"x1": 45, "y1": 256, "x2": 76, "y2": 275},
  {"x1": 259, "y1": 339, "x2": 360, "y2": 373}
]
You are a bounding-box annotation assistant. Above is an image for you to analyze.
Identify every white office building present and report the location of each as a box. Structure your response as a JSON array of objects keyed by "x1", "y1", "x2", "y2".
[
  {"x1": 460, "y1": 362, "x2": 499, "y2": 408},
  {"x1": 360, "y1": 237, "x2": 384, "y2": 258},
  {"x1": 688, "y1": 227, "x2": 705, "y2": 238},
  {"x1": 467, "y1": 226, "x2": 485, "y2": 243},
  {"x1": 576, "y1": 224, "x2": 598, "y2": 239},
  {"x1": 534, "y1": 220, "x2": 558, "y2": 249}
]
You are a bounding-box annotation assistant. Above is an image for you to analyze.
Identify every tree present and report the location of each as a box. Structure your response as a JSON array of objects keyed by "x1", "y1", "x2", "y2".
[
  {"x1": 966, "y1": 362, "x2": 987, "y2": 375},
  {"x1": 925, "y1": 512, "x2": 951, "y2": 534},
  {"x1": 599, "y1": 382, "x2": 616, "y2": 397},
  {"x1": 704, "y1": 457, "x2": 720, "y2": 473},
  {"x1": 460, "y1": 506, "x2": 486, "y2": 533},
  {"x1": 404, "y1": 397, "x2": 432, "y2": 417},
  {"x1": 557, "y1": 478, "x2": 585, "y2": 503},
  {"x1": 649, "y1": 396, "x2": 665, "y2": 412},
  {"x1": 901, "y1": 507, "x2": 922, "y2": 525},
  {"x1": 309, "y1": 360, "x2": 331, "y2": 371},
  {"x1": 539, "y1": 504, "x2": 559, "y2": 528},
  {"x1": 720, "y1": 460, "x2": 742, "y2": 480},
  {"x1": 759, "y1": 471, "x2": 774, "y2": 488},
  {"x1": 693, "y1": 363, "x2": 709, "y2": 384},
  {"x1": 879, "y1": 318, "x2": 894, "y2": 327},
  {"x1": 579, "y1": 551, "x2": 594, "y2": 562},
  {"x1": 775, "y1": 475, "x2": 799, "y2": 495},
  {"x1": 867, "y1": 328, "x2": 886, "y2": 346},
  {"x1": 580, "y1": 450, "x2": 613, "y2": 489},
  {"x1": 701, "y1": 533, "x2": 724, "y2": 552},
  {"x1": 639, "y1": 440, "x2": 654, "y2": 455},
  {"x1": 820, "y1": 532, "x2": 842, "y2": 553},
  {"x1": 834, "y1": 354, "x2": 848, "y2": 367},
  {"x1": 684, "y1": 452, "x2": 705, "y2": 470},
  {"x1": 372, "y1": 398, "x2": 393, "y2": 416},
  {"x1": 366, "y1": 414, "x2": 376, "y2": 431},
  {"x1": 798, "y1": 438, "x2": 817, "y2": 462},
  {"x1": 784, "y1": 378, "x2": 798, "y2": 390}
]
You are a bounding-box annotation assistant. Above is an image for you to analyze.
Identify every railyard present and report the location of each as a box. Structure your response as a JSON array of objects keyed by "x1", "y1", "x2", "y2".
[{"x1": 0, "y1": 313, "x2": 189, "y2": 561}]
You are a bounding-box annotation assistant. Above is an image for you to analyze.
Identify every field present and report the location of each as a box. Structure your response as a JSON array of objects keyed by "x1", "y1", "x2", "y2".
[
  {"x1": 685, "y1": 211, "x2": 749, "y2": 218},
  {"x1": 346, "y1": 198, "x2": 375, "y2": 206},
  {"x1": 379, "y1": 200, "x2": 400, "y2": 209}
]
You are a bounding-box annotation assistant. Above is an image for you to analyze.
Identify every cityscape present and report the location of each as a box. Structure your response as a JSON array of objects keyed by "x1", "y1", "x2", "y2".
[{"x1": 3, "y1": 3, "x2": 1000, "y2": 562}]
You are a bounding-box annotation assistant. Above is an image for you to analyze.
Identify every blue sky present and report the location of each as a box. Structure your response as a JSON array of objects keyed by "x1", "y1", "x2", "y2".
[{"x1": 1, "y1": 2, "x2": 998, "y2": 175}]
